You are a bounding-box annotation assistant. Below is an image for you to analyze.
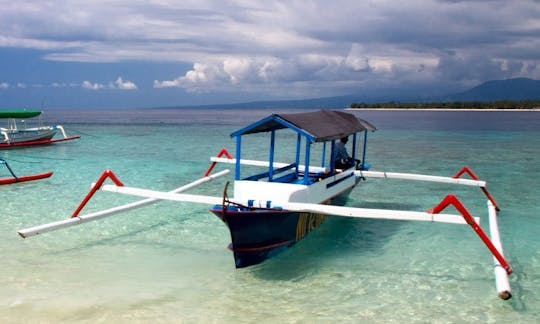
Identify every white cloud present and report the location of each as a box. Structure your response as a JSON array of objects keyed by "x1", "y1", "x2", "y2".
[
  {"x1": 82, "y1": 77, "x2": 137, "y2": 90},
  {"x1": 1, "y1": 0, "x2": 539, "y2": 100},
  {"x1": 51, "y1": 82, "x2": 78, "y2": 88},
  {"x1": 154, "y1": 52, "x2": 382, "y2": 94},
  {"x1": 0, "y1": 82, "x2": 9, "y2": 89},
  {"x1": 82, "y1": 81, "x2": 105, "y2": 90},
  {"x1": 154, "y1": 63, "x2": 229, "y2": 93},
  {"x1": 223, "y1": 58, "x2": 255, "y2": 84},
  {"x1": 114, "y1": 77, "x2": 137, "y2": 90}
]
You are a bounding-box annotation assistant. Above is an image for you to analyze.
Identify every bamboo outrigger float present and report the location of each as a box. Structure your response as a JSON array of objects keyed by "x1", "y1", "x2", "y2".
[
  {"x1": 0, "y1": 110, "x2": 79, "y2": 149},
  {"x1": 18, "y1": 109, "x2": 512, "y2": 299}
]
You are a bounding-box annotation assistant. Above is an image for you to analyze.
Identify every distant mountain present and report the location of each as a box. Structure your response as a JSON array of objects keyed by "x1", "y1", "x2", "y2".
[
  {"x1": 159, "y1": 78, "x2": 540, "y2": 110},
  {"x1": 162, "y1": 91, "x2": 428, "y2": 110},
  {"x1": 161, "y1": 95, "x2": 359, "y2": 110},
  {"x1": 446, "y1": 78, "x2": 540, "y2": 101}
]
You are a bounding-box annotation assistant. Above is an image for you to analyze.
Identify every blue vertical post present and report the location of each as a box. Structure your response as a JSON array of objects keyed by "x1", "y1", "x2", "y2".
[
  {"x1": 235, "y1": 135, "x2": 242, "y2": 180},
  {"x1": 330, "y1": 140, "x2": 336, "y2": 174},
  {"x1": 295, "y1": 133, "x2": 301, "y2": 173},
  {"x1": 321, "y1": 142, "x2": 326, "y2": 168},
  {"x1": 362, "y1": 131, "x2": 368, "y2": 169},
  {"x1": 303, "y1": 139, "x2": 311, "y2": 185},
  {"x1": 269, "y1": 130, "x2": 275, "y2": 181},
  {"x1": 351, "y1": 133, "x2": 357, "y2": 161}
]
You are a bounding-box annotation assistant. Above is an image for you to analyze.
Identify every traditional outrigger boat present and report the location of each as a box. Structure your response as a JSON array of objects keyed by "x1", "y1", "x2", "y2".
[
  {"x1": 0, "y1": 158, "x2": 53, "y2": 185},
  {"x1": 17, "y1": 109, "x2": 512, "y2": 299},
  {"x1": 0, "y1": 110, "x2": 79, "y2": 148}
]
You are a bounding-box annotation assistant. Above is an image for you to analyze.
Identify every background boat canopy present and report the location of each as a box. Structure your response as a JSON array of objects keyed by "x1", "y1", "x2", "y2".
[{"x1": 0, "y1": 110, "x2": 42, "y2": 119}]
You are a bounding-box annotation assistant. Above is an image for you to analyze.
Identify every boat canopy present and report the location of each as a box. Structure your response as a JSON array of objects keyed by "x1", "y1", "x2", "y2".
[
  {"x1": 0, "y1": 110, "x2": 42, "y2": 119},
  {"x1": 230, "y1": 109, "x2": 376, "y2": 142},
  {"x1": 230, "y1": 109, "x2": 377, "y2": 182}
]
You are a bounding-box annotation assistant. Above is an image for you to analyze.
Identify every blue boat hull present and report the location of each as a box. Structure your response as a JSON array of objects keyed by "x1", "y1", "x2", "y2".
[
  {"x1": 210, "y1": 206, "x2": 328, "y2": 268},
  {"x1": 209, "y1": 185, "x2": 356, "y2": 268}
]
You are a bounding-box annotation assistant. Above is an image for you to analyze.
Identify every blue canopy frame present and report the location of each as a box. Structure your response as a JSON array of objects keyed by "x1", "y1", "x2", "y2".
[{"x1": 230, "y1": 110, "x2": 376, "y2": 185}]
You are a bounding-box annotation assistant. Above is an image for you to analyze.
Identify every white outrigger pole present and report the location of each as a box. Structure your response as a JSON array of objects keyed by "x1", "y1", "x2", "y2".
[
  {"x1": 488, "y1": 200, "x2": 512, "y2": 300},
  {"x1": 18, "y1": 151, "x2": 511, "y2": 299},
  {"x1": 18, "y1": 169, "x2": 230, "y2": 238},
  {"x1": 211, "y1": 156, "x2": 501, "y2": 210}
]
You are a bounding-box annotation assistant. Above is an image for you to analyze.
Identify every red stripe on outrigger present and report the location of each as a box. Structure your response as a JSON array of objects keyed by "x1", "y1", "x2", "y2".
[
  {"x1": 231, "y1": 240, "x2": 294, "y2": 252},
  {"x1": 71, "y1": 170, "x2": 124, "y2": 218},
  {"x1": 428, "y1": 194, "x2": 512, "y2": 275},
  {"x1": 453, "y1": 166, "x2": 500, "y2": 211},
  {"x1": 0, "y1": 171, "x2": 53, "y2": 185},
  {"x1": 204, "y1": 148, "x2": 233, "y2": 177}
]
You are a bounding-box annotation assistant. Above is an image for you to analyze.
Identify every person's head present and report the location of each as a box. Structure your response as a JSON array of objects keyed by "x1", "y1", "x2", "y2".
[{"x1": 340, "y1": 136, "x2": 348, "y2": 144}]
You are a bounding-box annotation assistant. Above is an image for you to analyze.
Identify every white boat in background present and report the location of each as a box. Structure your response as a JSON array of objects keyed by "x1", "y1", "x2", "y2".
[{"x1": 0, "y1": 110, "x2": 79, "y2": 148}]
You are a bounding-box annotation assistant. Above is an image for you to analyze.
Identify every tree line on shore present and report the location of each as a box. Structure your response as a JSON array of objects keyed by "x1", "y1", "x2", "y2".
[{"x1": 350, "y1": 100, "x2": 540, "y2": 109}]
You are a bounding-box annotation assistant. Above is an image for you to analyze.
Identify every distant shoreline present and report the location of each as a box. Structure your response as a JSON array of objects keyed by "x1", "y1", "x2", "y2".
[
  {"x1": 348, "y1": 99, "x2": 540, "y2": 111},
  {"x1": 347, "y1": 108, "x2": 540, "y2": 112}
]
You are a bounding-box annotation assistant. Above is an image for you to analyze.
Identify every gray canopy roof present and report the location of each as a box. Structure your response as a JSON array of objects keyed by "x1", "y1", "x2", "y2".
[{"x1": 230, "y1": 109, "x2": 376, "y2": 142}]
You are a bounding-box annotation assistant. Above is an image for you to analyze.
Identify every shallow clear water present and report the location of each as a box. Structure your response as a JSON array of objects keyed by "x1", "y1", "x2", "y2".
[{"x1": 1, "y1": 109, "x2": 539, "y2": 323}]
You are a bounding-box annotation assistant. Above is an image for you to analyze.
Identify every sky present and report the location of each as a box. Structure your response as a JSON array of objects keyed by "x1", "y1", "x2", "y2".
[{"x1": 0, "y1": 0, "x2": 539, "y2": 109}]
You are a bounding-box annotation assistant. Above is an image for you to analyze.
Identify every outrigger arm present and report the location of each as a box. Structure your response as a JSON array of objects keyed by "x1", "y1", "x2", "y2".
[
  {"x1": 17, "y1": 162, "x2": 511, "y2": 299},
  {"x1": 0, "y1": 158, "x2": 53, "y2": 185},
  {"x1": 1, "y1": 158, "x2": 18, "y2": 179},
  {"x1": 17, "y1": 169, "x2": 230, "y2": 238},
  {"x1": 355, "y1": 166, "x2": 500, "y2": 211}
]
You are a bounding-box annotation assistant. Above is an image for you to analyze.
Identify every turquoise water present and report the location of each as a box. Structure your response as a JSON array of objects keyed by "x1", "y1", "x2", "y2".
[{"x1": 1, "y1": 109, "x2": 539, "y2": 323}]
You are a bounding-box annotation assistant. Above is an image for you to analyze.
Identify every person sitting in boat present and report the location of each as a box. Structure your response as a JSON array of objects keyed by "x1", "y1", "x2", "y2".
[{"x1": 334, "y1": 136, "x2": 354, "y2": 169}]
